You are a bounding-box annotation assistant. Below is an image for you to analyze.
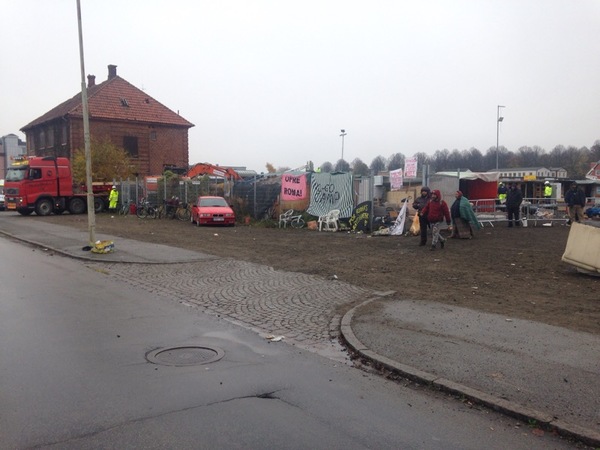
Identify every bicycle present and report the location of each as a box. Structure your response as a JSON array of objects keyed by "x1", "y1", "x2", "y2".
[
  {"x1": 290, "y1": 214, "x2": 305, "y2": 228},
  {"x1": 118, "y1": 201, "x2": 130, "y2": 216},
  {"x1": 176, "y1": 202, "x2": 191, "y2": 221},
  {"x1": 136, "y1": 199, "x2": 157, "y2": 219},
  {"x1": 157, "y1": 197, "x2": 182, "y2": 220}
]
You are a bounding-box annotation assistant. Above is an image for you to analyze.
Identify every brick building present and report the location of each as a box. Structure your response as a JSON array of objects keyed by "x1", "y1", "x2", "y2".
[{"x1": 20, "y1": 64, "x2": 194, "y2": 176}]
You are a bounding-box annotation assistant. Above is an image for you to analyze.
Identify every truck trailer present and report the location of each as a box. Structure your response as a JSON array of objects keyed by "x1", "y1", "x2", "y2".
[{"x1": 4, "y1": 156, "x2": 110, "y2": 216}]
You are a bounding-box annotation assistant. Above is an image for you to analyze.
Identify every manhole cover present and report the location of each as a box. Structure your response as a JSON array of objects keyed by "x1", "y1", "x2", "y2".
[{"x1": 146, "y1": 346, "x2": 225, "y2": 366}]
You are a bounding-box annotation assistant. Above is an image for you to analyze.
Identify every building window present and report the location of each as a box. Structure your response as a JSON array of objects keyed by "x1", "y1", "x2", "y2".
[
  {"x1": 123, "y1": 136, "x2": 138, "y2": 157},
  {"x1": 61, "y1": 124, "x2": 67, "y2": 145},
  {"x1": 150, "y1": 131, "x2": 157, "y2": 141},
  {"x1": 39, "y1": 129, "x2": 45, "y2": 149},
  {"x1": 47, "y1": 127, "x2": 54, "y2": 147}
]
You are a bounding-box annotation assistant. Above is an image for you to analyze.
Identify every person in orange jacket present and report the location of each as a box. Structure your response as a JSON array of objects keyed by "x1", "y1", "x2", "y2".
[{"x1": 420, "y1": 189, "x2": 451, "y2": 250}]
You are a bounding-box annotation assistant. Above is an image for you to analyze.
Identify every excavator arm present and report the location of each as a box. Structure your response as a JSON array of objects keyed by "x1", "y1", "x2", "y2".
[{"x1": 186, "y1": 163, "x2": 241, "y2": 180}]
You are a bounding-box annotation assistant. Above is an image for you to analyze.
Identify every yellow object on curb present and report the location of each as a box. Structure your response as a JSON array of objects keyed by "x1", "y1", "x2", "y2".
[{"x1": 91, "y1": 240, "x2": 115, "y2": 254}]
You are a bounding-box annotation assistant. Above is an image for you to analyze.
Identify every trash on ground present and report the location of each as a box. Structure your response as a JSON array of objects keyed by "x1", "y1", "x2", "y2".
[{"x1": 91, "y1": 240, "x2": 115, "y2": 254}]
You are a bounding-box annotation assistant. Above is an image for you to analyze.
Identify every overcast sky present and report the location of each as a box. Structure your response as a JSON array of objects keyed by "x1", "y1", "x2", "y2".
[{"x1": 2, "y1": 0, "x2": 599, "y2": 173}]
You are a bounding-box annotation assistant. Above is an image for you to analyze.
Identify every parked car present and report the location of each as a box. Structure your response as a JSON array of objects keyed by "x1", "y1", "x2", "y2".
[{"x1": 191, "y1": 196, "x2": 235, "y2": 226}]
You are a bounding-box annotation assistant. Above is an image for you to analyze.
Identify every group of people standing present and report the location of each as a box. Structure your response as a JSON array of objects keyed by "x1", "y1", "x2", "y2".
[
  {"x1": 412, "y1": 181, "x2": 588, "y2": 248},
  {"x1": 412, "y1": 187, "x2": 481, "y2": 250},
  {"x1": 499, "y1": 181, "x2": 587, "y2": 226},
  {"x1": 497, "y1": 182, "x2": 525, "y2": 227}
]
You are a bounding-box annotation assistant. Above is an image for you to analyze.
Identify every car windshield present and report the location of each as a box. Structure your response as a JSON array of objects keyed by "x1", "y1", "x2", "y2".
[
  {"x1": 5, "y1": 168, "x2": 26, "y2": 181},
  {"x1": 199, "y1": 197, "x2": 228, "y2": 207}
]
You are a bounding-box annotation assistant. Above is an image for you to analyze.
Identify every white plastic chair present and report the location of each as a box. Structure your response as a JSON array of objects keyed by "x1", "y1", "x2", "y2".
[{"x1": 318, "y1": 209, "x2": 340, "y2": 231}]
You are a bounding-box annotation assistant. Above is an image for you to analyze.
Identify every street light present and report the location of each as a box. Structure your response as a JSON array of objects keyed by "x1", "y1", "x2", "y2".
[
  {"x1": 340, "y1": 129, "x2": 347, "y2": 160},
  {"x1": 496, "y1": 105, "x2": 505, "y2": 170}
]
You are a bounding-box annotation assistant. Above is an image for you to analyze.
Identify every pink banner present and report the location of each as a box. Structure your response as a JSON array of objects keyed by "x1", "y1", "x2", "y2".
[
  {"x1": 281, "y1": 174, "x2": 307, "y2": 200},
  {"x1": 404, "y1": 158, "x2": 417, "y2": 178},
  {"x1": 390, "y1": 168, "x2": 403, "y2": 191}
]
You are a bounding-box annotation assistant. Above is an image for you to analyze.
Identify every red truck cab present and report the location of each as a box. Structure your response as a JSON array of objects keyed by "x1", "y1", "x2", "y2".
[{"x1": 4, "y1": 156, "x2": 107, "y2": 216}]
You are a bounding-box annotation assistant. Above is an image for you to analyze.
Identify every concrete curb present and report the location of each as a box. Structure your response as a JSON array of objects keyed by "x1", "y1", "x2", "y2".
[
  {"x1": 0, "y1": 229, "x2": 213, "y2": 265},
  {"x1": 340, "y1": 298, "x2": 600, "y2": 448}
]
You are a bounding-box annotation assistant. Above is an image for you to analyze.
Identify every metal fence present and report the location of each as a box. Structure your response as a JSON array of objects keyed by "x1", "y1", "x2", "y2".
[
  {"x1": 472, "y1": 197, "x2": 599, "y2": 227},
  {"x1": 113, "y1": 175, "x2": 283, "y2": 221}
]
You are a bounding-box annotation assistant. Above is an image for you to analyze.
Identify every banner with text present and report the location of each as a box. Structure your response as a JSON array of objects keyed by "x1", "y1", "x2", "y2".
[
  {"x1": 281, "y1": 173, "x2": 308, "y2": 200},
  {"x1": 390, "y1": 168, "x2": 403, "y2": 191},
  {"x1": 307, "y1": 172, "x2": 353, "y2": 218},
  {"x1": 404, "y1": 158, "x2": 418, "y2": 178},
  {"x1": 349, "y1": 201, "x2": 372, "y2": 232}
]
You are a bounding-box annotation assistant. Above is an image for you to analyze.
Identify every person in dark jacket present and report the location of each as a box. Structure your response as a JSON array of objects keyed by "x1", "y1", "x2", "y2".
[
  {"x1": 412, "y1": 186, "x2": 431, "y2": 246},
  {"x1": 505, "y1": 183, "x2": 523, "y2": 227},
  {"x1": 565, "y1": 182, "x2": 586, "y2": 223},
  {"x1": 420, "y1": 189, "x2": 451, "y2": 250}
]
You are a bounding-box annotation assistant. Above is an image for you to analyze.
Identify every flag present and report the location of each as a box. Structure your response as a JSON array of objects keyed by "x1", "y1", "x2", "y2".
[{"x1": 390, "y1": 199, "x2": 409, "y2": 235}]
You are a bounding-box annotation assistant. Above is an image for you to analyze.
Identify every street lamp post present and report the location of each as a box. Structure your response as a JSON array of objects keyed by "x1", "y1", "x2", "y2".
[
  {"x1": 340, "y1": 129, "x2": 347, "y2": 160},
  {"x1": 496, "y1": 105, "x2": 505, "y2": 170}
]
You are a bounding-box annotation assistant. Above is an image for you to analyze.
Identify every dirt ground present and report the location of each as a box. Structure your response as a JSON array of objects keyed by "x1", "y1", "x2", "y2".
[{"x1": 39, "y1": 213, "x2": 600, "y2": 335}]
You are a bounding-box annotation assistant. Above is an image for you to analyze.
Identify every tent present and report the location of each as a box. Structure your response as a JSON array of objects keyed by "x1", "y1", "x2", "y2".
[{"x1": 429, "y1": 170, "x2": 500, "y2": 205}]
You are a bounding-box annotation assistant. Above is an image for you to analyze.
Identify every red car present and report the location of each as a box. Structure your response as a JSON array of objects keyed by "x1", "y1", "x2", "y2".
[{"x1": 191, "y1": 196, "x2": 236, "y2": 226}]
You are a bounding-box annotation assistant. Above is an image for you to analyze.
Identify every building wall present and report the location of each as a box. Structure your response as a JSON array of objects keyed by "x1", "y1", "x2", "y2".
[
  {"x1": 1, "y1": 134, "x2": 27, "y2": 178},
  {"x1": 27, "y1": 118, "x2": 189, "y2": 177}
]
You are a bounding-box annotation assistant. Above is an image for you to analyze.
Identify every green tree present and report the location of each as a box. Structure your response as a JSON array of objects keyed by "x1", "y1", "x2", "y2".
[{"x1": 72, "y1": 138, "x2": 137, "y2": 184}]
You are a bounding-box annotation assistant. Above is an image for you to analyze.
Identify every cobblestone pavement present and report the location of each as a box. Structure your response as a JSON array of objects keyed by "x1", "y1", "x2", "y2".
[{"x1": 89, "y1": 258, "x2": 373, "y2": 358}]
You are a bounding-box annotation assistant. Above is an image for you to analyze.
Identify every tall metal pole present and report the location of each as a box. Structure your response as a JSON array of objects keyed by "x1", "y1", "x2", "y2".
[
  {"x1": 76, "y1": 0, "x2": 95, "y2": 244},
  {"x1": 496, "y1": 105, "x2": 505, "y2": 170},
  {"x1": 340, "y1": 129, "x2": 347, "y2": 161}
]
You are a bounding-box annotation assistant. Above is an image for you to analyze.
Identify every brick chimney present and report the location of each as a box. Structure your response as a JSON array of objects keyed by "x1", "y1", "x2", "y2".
[
  {"x1": 108, "y1": 64, "x2": 117, "y2": 79},
  {"x1": 87, "y1": 75, "x2": 96, "y2": 87}
]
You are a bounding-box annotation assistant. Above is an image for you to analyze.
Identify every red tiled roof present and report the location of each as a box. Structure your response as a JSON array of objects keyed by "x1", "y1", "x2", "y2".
[{"x1": 21, "y1": 76, "x2": 194, "y2": 131}]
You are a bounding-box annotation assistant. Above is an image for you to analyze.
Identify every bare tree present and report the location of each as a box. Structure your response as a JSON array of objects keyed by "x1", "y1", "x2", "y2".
[
  {"x1": 351, "y1": 158, "x2": 370, "y2": 176},
  {"x1": 387, "y1": 153, "x2": 405, "y2": 171},
  {"x1": 370, "y1": 155, "x2": 386, "y2": 174},
  {"x1": 319, "y1": 161, "x2": 333, "y2": 173},
  {"x1": 590, "y1": 140, "x2": 600, "y2": 163},
  {"x1": 334, "y1": 159, "x2": 351, "y2": 172},
  {"x1": 467, "y1": 147, "x2": 484, "y2": 171}
]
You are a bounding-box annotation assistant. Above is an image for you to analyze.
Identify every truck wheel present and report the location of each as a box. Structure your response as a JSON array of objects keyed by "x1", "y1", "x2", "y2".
[
  {"x1": 69, "y1": 198, "x2": 86, "y2": 214},
  {"x1": 94, "y1": 198, "x2": 106, "y2": 213},
  {"x1": 35, "y1": 199, "x2": 54, "y2": 216}
]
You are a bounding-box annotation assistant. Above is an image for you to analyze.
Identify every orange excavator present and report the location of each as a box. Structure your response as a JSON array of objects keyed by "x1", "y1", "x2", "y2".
[{"x1": 186, "y1": 163, "x2": 241, "y2": 180}]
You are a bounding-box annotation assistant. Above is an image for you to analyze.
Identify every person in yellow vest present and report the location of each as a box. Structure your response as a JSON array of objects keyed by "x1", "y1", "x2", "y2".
[
  {"x1": 109, "y1": 186, "x2": 119, "y2": 213},
  {"x1": 543, "y1": 181, "x2": 552, "y2": 203},
  {"x1": 497, "y1": 182, "x2": 507, "y2": 205}
]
